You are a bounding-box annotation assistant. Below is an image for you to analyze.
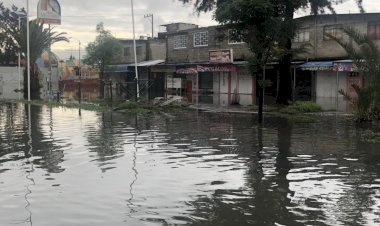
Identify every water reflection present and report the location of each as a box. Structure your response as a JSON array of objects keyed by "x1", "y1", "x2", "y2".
[{"x1": 0, "y1": 103, "x2": 379, "y2": 225}]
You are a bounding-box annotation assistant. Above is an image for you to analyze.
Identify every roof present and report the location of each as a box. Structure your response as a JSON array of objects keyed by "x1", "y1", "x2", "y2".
[
  {"x1": 128, "y1": 60, "x2": 165, "y2": 67},
  {"x1": 106, "y1": 60, "x2": 165, "y2": 73}
]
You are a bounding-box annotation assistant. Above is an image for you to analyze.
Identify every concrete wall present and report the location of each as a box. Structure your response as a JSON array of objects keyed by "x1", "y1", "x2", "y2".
[
  {"x1": 39, "y1": 66, "x2": 59, "y2": 99},
  {"x1": 147, "y1": 39, "x2": 166, "y2": 61},
  {"x1": 121, "y1": 39, "x2": 147, "y2": 63},
  {"x1": 293, "y1": 13, "x2": 380, "y2": 60},
  {"x1": 166, "y1": 26, "x2": 252, "y2": 63},
  {"x1": 121, "y1": 39, "x2": 166, "y2": 64},
  {"x1": 0, "y1": 66, "x2": 23, "y2": 99}
]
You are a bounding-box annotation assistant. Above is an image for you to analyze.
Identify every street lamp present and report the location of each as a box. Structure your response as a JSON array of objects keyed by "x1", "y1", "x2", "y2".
[
  {"x1": 131, "y1": 0, "x2": 140, "y2": 99},
  {"x1": 144, "y1": 14, "x2": 153, "y2": 38}
]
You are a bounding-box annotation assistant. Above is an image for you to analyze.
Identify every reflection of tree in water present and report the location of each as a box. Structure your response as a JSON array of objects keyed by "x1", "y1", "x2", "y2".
[
  {"x1": 85, "y1": 112, "x2": 130, "y2": 172},
  {"x1": 0, "y1": 104, "x2": 64, "y2": 174},
  {"x1": 0, "y1": 103, "x2": 23, "y2": 160},
  {"x1": 173, "y1": 114, "x2": 300, "y2": 225},
  {"x1": 25, "y1": 105, "x2": 65, "y2": 174}
]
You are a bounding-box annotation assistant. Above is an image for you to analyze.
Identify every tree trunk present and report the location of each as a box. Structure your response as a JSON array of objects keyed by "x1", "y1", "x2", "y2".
[
  {"x1": 23, "y1": 63, "x2": 41, "y2": 100},
  {"x1": 276, "y1": 1, "x2": 294, "y2": 105}
]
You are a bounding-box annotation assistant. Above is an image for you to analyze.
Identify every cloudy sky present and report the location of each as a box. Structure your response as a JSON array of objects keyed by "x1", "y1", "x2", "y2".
[{"x1": 3, "y1": 0, "x2": 380, "y2": 59}]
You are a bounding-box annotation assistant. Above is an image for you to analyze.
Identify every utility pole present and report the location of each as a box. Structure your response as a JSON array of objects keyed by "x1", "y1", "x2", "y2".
[
  {"x1": 144, "y1": 13, "x2": 154, "y2": 38},
  {"x1": 26, "y1": 0, "x2": 30, "y2": 101},
  {"x1": 131, "y1": 0, "x2": 140, "y2": 99}
]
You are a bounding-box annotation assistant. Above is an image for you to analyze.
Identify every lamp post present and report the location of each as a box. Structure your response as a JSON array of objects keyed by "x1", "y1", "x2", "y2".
[
  {"x1": 131, "y1": 0, "x2": 140, "y2": 99},
  {"x1": 144, "y1": 13, "x2": 153, "y2": 38},
  {"x1": 16, "y1": 13, "x2": 26, "y2": 100},
  {"x1": 26, "y1": 0, "x2": 31, "y2": 101}
]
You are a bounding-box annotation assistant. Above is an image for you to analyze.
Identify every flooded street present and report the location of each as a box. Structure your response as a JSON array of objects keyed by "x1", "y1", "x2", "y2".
[{"x1": 0, "y1": 103, "x2": 379, "y2": 226}]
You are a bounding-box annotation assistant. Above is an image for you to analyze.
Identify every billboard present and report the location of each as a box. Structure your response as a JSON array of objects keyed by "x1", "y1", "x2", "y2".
[
  {"x1": 37, "y1": 0, "x2": 61, "y2": 25},
  {"x1": 209, "y1": 49, "x2": 233, "y2": 63}
]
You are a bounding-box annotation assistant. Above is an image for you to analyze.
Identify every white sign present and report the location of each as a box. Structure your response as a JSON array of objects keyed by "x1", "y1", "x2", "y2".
[
  {"x1": 167, "y1": 78, "x2": 182, "y2": 89},
  {"x1": 37, "y1": 0, "x2": 61, "y2": 25}
]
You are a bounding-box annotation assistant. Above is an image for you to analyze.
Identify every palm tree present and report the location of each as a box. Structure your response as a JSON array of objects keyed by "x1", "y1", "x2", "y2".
[
  {"x1": 2, "y1": 11, "x2": 69, "y2": 99},
  {"x1": 330, "y1": 27, "x2": 380, "y2": 121}
]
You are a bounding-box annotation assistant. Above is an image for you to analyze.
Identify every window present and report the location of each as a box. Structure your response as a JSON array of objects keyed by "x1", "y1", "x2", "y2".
[
  {"x1": 324, "y1": 25, "x2": 343, "y2": 40},
  {"x1": 228, "y1": 29, "x2": 244, "y2": 44},
  {"x1": 123, "y1": 47, "x2": 131, "y2": 57},
  {"x1": 174, "y1": 35, "x2": 187, "y2": 49},
  {"x1": 293, "y1": 30, "x2": 310, "y2": 43},
  {"x1": 194, "y1": 31, "x2": 208, "y2": 47},
  {"x1": 368, "y1": 21, "x2": 380, "y2": 39}
]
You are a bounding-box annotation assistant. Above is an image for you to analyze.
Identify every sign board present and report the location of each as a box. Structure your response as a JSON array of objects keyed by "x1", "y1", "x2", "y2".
[
  {"x1": 209, "y1": 49, "x2": 233, "y2": 63},
  {"x1": 37, "y1": 0, "x2": 61, "y2": 25},
  {"x1": 166, "y1": 78, "x2": 183, "y2": 89},
  {"x1": 197, "y1": 65, "x2": 237, "y2": 72},
  {"x1": 333, "y1": 62, "x2": 357, "y2": 72}
]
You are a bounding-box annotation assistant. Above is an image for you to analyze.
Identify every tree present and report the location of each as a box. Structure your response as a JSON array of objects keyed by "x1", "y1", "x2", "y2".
[
  {"x1": 180, "y1": 0, "x2": 364, "y2": 105},
  {"x1": 83, "y1": 22, "x2": 123, "y2": 98},
  {"x1": 0, "y1": 3, "x2": 22, "y2": 65},
  {"x1": 0, "y1": 4, "x2": 69, "y2": 99},
  {"x1": 330, "y1": 27, "x2": 380, "y2": 121}
]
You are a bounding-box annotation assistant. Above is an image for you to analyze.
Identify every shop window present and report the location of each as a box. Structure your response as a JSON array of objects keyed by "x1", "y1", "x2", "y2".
[
  {"x1": 368, "y1": 21, "x2": 380, "y2": 39},
  {"x1": 194, "y1": 31, "x2": 208, "y2": 47}
]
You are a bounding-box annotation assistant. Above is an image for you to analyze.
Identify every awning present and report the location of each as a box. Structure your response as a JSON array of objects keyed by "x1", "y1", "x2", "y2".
[
  {"x1": 128, "y1": 60, "x2": 165, "y2": 67},
  {"x1": 298, "y1": 61, "x2": 333, "y2": 71}
]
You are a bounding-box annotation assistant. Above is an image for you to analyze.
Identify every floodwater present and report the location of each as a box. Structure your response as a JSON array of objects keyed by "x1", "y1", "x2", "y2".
[{"x1": 0, "y1": 103, "x2": 379, "y2": 226}]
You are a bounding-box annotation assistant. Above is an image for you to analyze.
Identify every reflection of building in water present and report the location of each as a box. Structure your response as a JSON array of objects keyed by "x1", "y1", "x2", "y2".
[{"x1": 59, "y1": 57, "x2": 100, "y2": 101}]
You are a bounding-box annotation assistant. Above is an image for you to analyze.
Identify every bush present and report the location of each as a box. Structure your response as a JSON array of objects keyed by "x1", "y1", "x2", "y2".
[
  {"x1": 280, "y1": 101, "x2": 322, "y2": 114},
  {"x1": 118, "y1": 101, "x2": 139, "y2": 110}
]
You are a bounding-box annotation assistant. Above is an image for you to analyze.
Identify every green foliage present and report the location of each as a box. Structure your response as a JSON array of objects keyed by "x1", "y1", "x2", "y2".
[
  {"x1": 118, "y1": 101, "x2": 139, "y2": 110},
  {"x1": 357, "y1": 129, "x2": 380, "y2": 143},
  {"x1": 0, "y1": 3, "x2": 68, "y2": 99},
  {"x1": 83, "y1": 22, "x2": 123, "y2": 79},
  {"x1": 280, "y1": 101, "x2": 322, "y2": 114}
]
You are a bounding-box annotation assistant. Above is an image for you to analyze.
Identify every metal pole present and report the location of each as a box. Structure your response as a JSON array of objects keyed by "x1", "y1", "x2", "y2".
[
  {"x1": 131, "y1": 0, "x2": 140, "y2": 99},
  {"x1": 18, "y1": 17, "x2": 21, "y2": 100},
  {"x1": 336, "y1": 70, "x2": 339, "y2": 110},
  {"x1": 48, "y1": 24, "x2": 52, "y2": 100},
  {"x1": 293, "y1": 66, "x2": 296, "y2": 102},
  {"x1": 78, "y1": 40, "x2": 81, "y2": 104},
  {"x1": 26, "y1": 0, "x2": 31, "y2": 101},
  {"x1": 151, "y1": 14, "x2": 154, "y2": 38}
]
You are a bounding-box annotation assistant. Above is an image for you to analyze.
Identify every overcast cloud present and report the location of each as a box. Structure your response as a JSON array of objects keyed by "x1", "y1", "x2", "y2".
[{"x1": 3, "y1": 0, "x2": 380, "y2": 59}]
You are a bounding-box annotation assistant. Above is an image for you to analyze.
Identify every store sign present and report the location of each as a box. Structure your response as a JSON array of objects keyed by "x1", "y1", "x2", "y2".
[
  {"x1": 197, "y1": 65, "x2": 237, "y2": 72},
  {"x1": 209, "y1": 49, "x2": 233, "y2": 63},
  {"x1": 37, "y1": 0, "x2": 61, "y2": 25},
  {"x1": 333, "y1": 62, "x2": 357, "y2": 72},
  {"x1": 176, "y1": 68, "x2": 198, "y2": 74},
  {"x1": 176, "y1": 64, "x2": 237, "y2": 74}
]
